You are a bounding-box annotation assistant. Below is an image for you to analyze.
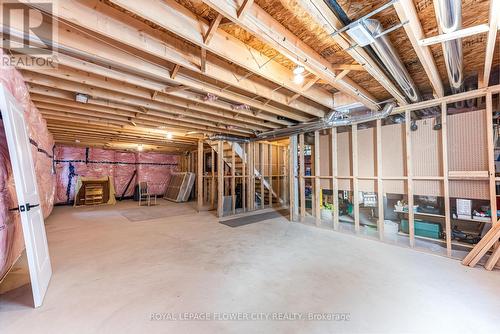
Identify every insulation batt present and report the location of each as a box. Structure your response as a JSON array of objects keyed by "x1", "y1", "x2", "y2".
[
  {"x1": 54, "y1": 146, "x2": 180, "y2": 203},
  {"x1": 0, "y1": 49, "x2": 55, "y2": 280}
]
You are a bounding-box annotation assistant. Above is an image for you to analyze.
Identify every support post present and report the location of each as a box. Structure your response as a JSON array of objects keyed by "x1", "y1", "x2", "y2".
[
  {"x1": 332, "y1": 127, "x2": 339, "y2": 230},
  {"x1": 289, "y1": 135, "x2": 299, "y2": 221},
  {"x1": 260, "y1": 143, "x2": 265, "y2": 209},
  {"x1": 405, "y1": 110, "x2": 415, "y2": 247},
  {"x1": 217, "y1": 140, "x2": 224, "y2": 218},
  {"x1": 314, "y1": 130, "x2": 321, "y2": 225},
  {"x1": 231, "y1": 144, "x2": 236, "y2": 215},
  {"x1": 197, "y1": 139, "x2": 203, "y2": 211},
  {"x1": 441, "y1": 102, "x2": 451, "y2": 256},
  {"x1": 299, "y1": 133, "x2": 305, "y2": 221},
  {"x1": 486, "y1": 92, "x2": 498, "y2": 226},
  {"x1": 242, "y1": 142, "x2": 247, "y2": 212},
  {"x1": 376, "y1": 119, "x2": 384, "y2": 239},
  {"x1": 269, "y1": 144, "x2": 273, "y2": 206},
  {"x1": 352, "y1": 124, "x2": 360, "y2": 232},
  {"x1": 210, "y1": 148, "x2": 215, "y2": 210}
]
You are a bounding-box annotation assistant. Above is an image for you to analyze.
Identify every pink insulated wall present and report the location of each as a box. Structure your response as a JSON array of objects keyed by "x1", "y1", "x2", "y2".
[{"x1": 54, "y1": 146, "x2": 180, "y2": 204}]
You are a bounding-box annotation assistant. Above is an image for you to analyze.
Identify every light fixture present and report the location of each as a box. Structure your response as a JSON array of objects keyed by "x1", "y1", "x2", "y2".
[
  {"x1": 75, "y1": 93, "x2": 89, "y2": 104},
  {"x1": 293, "y1": 65, "x2": 305, "y2": 75},
  {"x1": 293, "y1": 75, "x2": 304, "y2": 85},
  {"x1": 165, "y1": 132, "x2": 173, "y2": 140},
  {"x1": 137, "y1": 144, "x2": 143, "y2": 151}
]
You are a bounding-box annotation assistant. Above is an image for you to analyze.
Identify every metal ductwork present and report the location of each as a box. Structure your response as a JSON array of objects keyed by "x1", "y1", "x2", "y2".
[
  {"x1": 324, "y1": 1, "x2": 421, "y2": 103},
  {"x1": 434, "y1": 0, "x2": 463, "y2": 94},
  {"x1": 363, "y1": 19, "x2": 421, "y2": 102},
  {"x1": 254, "y1": 102, "x2": 396, "y2": 140}
]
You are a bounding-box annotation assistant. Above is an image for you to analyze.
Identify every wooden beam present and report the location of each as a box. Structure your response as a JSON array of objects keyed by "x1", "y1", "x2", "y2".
[
  {"x1": 202, "y1": 0, "x2": 381, "y2": 110},
  {"x1": 331, "y1": 64, "x2": 365, "y2": 71},
  {"x1": 16, "y1": 0, "x2": 328, "y2": 118},
  {"x1": 197, "y1": 139, "x2": 204, "y2": 211},
  {"x1": 171, "y1": 64, "x2": 180, "y2": 80},
  {"x1": 481, "y1": 0, "x2": 500, "y2": 88},
  {"x1": 289, "y1": 135, "x2": 298, "y2": 221},
  {"x1": 394, "y1": 0, "x2": 444, "y2": 97},
  {"x1": 204, "y1": 13, "x2": 223, "y2": 44},
  {"x1": 237, "y1": 0, "x2": 254, "y2": 18},
  {"x1": 200, "y1": 48, "x2": 207, "y2": 73},
  {"x1": 164, "y1": 85, "x2": 189, "y2": 93},
  {"x1": 418, "y1": 24, "x2": 490, "y2": 46},
  {"x1": 22, "y1": 70, "x2": 263, "y2": 134},
  {"x1": 294, "y1": 0, "x2": 407, "y2": 105},
  {"x1": 106, "y1": 0, "x2": 333, "y2": 113}
]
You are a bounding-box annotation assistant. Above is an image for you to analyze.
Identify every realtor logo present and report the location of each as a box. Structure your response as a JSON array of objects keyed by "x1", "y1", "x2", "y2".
[{"x1": 1, "y1": 0, "x2": 58, "y2": 68}]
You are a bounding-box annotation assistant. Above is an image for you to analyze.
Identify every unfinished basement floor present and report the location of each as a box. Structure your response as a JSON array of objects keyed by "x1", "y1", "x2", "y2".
[{"x1": 1, "y1": 201, "x2": 500, "y2": 334}]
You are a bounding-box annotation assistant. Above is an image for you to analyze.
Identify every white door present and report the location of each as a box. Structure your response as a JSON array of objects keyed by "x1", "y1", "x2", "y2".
[{"x1": 0, "y1": 84, "x2": 52, "y2": 308}]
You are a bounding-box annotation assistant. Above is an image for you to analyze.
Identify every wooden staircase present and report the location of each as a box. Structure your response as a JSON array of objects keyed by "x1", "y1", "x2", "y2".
[{"x1": 207, "y1": 140, "x2": 283, "y2": 207}]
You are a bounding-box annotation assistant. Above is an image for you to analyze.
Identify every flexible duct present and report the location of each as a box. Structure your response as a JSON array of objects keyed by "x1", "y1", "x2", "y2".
[
  {"x1": 434, "y1": 0, "x2": 463, "y2": 93},
  {"x1": 363, "y1": 19, "x2": 421, "y2": 102}
]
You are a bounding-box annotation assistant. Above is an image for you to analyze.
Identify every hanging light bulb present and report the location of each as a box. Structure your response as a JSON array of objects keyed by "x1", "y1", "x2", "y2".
[
  {"x1": 165, "y1": 132, "x2": 173, "y2": 140},
  {"x1": 293, "y1": 65, "x2": 305, "y2": 84},
  {"x1": 293, "y1": 65, "x2": 305, "y2": 75},
  {"x1": 137, "y1": 144, "x2": 143, "y2": 151}
]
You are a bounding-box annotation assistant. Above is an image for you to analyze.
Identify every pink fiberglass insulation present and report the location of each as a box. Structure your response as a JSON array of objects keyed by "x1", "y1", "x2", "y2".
[
  {"x1": 54, "y1": 146, "x2": 180, "y2": 203},
  {"x1": 136, "y1": 152, "x2": 180, "y2": 195},
  {"x1": 113, "y1": 151, "x2": 136, "y2": 198},
  {"x1": 0, "y1": 49, "x2": 55, "y2": 280}
]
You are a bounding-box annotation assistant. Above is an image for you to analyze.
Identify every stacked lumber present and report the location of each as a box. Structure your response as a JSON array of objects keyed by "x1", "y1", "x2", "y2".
[{"x1": 462, "y1": 224, "x2": 500, "y2": 270}]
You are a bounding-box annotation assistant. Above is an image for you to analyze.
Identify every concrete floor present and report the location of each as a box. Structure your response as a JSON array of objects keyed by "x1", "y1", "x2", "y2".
[{"x1": 1, "y1": 200, "x2": 500, "y2": 334}]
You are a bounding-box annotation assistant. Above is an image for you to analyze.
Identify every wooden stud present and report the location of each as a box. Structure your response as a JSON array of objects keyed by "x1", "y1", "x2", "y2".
[
  {"x1": 332, "y1": 127, "x2": 339, "y2": 230},
  {"x1": 269, "y1": 144, "x2": 273, "y2": 206},
  {"x1": 242, "y1": 142, "x2": 247, "y2": 212},
  {"x1": 441, "y1": 102, "x2": 452, "y2": 256},
  {"x1": 211, "y1": 147, "x2": 215, "y2": 210},
  {"x1": 231, "y1": 144, "x2": 236, "y2": 214},
  {"x1": 260, "y1": 143, "x2": 265, "y2": 209},
  {"x1": 376, "y1": 119, "x2": 384, "y2": 239},
  {"x1": 405, "y1": 109, "x2": 415, "y2": 247},
  {"x1": 299, "y1": 133, "x2": 305, "y2": 221},
  {"x1": 481, "y1": 0, "x2": 499, "y2": 87},
  {"x1": 217, "y1": 140, "x2": 224, "y2": 218},
  {"x1": 289, "y1": 135, "x2": 299, "y2": 221},
  {"x1": 352, "y1": 124, "x2": 359, "y2": 232},
  {"x1": 197, "y1": 139, "x2": 203, "y2": 211},
  {"x1": 314, "y1": 130, "x2": 321, "y2": 225},
  {"x1": 486, "y1": 92, "x2": 497, "y2": 226}
]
